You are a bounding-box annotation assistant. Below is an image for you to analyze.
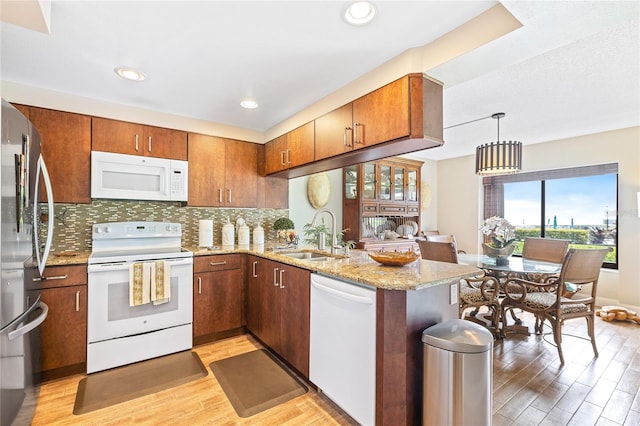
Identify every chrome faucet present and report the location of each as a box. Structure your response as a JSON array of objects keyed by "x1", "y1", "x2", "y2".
[{"x1": 310, "y1": 209, "x2": 337, "y2": 255}]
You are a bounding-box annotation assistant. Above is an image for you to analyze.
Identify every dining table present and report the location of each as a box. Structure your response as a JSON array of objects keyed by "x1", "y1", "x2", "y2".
[{"x1": 457, "y1": 253, "x2": 563, "y2": 337}]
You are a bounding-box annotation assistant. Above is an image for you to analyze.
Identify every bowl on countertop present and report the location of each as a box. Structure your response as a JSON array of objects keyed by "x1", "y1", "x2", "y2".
[{"x1": 368, "y1": 251, "x2": 420, "y2": 266}]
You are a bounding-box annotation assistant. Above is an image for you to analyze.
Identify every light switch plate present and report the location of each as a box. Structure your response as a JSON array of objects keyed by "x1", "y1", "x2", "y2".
[{"x1": 450, "y1": 283, "x2": 458, "y2": 305}]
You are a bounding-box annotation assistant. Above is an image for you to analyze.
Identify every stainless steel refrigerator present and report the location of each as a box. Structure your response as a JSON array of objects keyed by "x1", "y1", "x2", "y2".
[{"x1": 1, "y1": 99, "x2": 54, "y2": 425}]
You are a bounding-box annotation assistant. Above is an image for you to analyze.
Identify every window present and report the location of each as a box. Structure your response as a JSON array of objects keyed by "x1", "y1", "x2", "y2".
[{"x1": 483, "y1": 163, "x2": 618, "y2": 269}]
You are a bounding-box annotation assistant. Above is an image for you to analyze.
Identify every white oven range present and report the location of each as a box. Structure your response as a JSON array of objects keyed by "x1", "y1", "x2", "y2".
[{"x1": 87, "y1": 221, "x2": 193, "y2": 373}]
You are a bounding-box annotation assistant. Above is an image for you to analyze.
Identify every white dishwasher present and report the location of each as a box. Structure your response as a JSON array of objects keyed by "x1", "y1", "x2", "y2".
[{"x1": 310, "y1": 273, "x2": 376, "y2": 426}]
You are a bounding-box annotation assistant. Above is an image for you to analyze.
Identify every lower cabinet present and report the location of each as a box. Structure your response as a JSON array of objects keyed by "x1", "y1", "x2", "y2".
[
  {"x1": 39, "y1": 265, "x2": 88, "y2": 380},
  {"x1": 246, "y1": 256, "x2": 310, "y2": 377},
  {"x1": 193, "y1": 254, "x2": 244, "y2": 345}
]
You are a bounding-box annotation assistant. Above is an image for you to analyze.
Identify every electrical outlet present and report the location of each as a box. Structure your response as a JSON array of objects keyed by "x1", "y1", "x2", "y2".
[{"x1": 450, "y1": 283, "x2": 458, "y2": 305}]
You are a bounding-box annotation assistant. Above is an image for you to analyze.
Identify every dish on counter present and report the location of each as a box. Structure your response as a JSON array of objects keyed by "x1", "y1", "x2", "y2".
[{"x1": 368, "y1": 251, "x2": 420, "y2": 266}]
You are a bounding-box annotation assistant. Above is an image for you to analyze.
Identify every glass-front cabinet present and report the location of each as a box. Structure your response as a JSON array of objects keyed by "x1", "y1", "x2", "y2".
[
  {"x1": 363, "y1": 163, "x2": 377, "y2": 200},
  {"x1": 407, "y1": 168, "x2": 418, "y2": 202},
  {"x1": 379, "y1": 165, "x2": 391, "y2": 201},
  {"x1": 345, "y1": 165, "x2": 357, "y2": 200},
  {"x1": 342, "y1": 156, "x2": 423, "y2": 250},
  {"x1": 394, "y1": 166, "x2": 405, "y2": 202}
]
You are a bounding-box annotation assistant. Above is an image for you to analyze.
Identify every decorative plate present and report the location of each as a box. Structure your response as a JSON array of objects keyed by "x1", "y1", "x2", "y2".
[{"x1": 368, "y1": 251, "x2": 420, "y2": 266}]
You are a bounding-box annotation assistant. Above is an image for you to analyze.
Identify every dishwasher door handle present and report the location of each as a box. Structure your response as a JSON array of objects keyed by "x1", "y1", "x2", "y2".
[{"x1": 311, "y1": 281, "x2": 374, "y2": 305}]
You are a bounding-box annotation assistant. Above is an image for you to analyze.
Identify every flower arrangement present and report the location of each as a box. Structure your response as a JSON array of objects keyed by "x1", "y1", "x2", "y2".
[{"x1": 480, "y1": 216, "x2": 516, "y2": 248}]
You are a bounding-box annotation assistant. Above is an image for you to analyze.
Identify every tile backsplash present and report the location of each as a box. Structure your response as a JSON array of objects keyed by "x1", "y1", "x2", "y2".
[{"x1": 47, "y1": 200, "x2": 288, "y2": 252}]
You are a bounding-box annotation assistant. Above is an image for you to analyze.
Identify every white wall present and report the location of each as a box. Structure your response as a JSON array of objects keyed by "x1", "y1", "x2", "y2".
[
  {"x1": 433, "y1": 126, "x2": 640, "y2": 310},
  {"x1": 288, "y1": 169, "x2": 343, "y2": 246}
]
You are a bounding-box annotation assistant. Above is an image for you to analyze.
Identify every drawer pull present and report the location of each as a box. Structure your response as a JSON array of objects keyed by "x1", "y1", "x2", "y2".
[
  {"x1": 209, "y1": 261, "x2": 227, "y2": 266},
  {"x1": 32, "y1": 274, "x2": 68, "y2": 282},
  {"x1": 252, "y1": 261, "x2": 258, "y2": 278}
]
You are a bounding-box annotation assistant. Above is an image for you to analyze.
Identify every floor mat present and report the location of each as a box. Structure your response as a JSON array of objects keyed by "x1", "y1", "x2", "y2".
[
  {"x1": 73, "y1": 351, "x2": 207, "y2": 415},
  {"x1": 209, "y1": 349, "x2": 308, "y2": 418}
]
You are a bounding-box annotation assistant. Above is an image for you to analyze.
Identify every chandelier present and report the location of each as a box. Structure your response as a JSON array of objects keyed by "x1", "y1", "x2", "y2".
[{"x1": 475, "y1": 113, "x2": 522, "y2": 175}]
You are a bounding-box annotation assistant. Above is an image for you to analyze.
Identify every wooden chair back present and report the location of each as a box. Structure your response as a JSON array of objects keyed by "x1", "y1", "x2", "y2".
[
  {"x1": 558, "y1": 248, "x2": 610, "y2": 299},
  {"x1": 522, "y1": 237, "x2": 570, "y2": 263},
  {"x1": 415, "y1": 240, "x2": 458, "y2": 264}
]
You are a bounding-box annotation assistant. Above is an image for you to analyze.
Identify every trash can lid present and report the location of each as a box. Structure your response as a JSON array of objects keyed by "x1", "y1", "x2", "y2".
[{"x1": 422, "y1": 319, "x2": 493, "y2": 353}]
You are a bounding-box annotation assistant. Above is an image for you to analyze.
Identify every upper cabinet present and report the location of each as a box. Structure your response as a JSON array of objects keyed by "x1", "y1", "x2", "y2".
[
  {"x1": 351, "y1": 76, "x2": 411, "y2": 148},
  {"x1": 264, "y1": 122, "x2": 314, "y2": 175},
  {"x1": 17, "y1": 105, "x2": 92, "y2": 204},
  {"x1": 91, "y1": 117, "x2": 187, "y2": 160},
  {"x1": 187, "y1": 133, "x2": 257, "y2": 207},
  {"x1": 269, "y1": 73, "x2": 443, "y2": 178}
]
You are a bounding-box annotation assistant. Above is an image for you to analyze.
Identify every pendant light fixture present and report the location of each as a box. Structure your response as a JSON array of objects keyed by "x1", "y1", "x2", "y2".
[{"x1": 475, "y1": 112, "x2": 522, "y2": 175}]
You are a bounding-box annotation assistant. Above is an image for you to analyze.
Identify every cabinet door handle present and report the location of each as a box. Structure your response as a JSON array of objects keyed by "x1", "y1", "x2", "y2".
[
  {"x1": 227, "y1": 189, "x2": 232, "y2": 203},
  {"x1": 218, "y1": 188, "x2": 223, "y2": 203},
  {"x1": 209, "y1": 261, "x2": 227, "y2": 266},
  {"x1": 279, "y1": 269, "x2": 285, "y2": 289},
  {"x1": 75, "y1": 290, "x2": 80, "y2": 312},
  {"x1": 280, "y1": 151, "x2": 286, "y2": 166},
  {"x1": 197, "y1": 277, "x2": 202, "y2": 294},
  {"x1": 148, "y1": 136, "x2": 152, "y2": 152},
  {"x1": 135, "y1": 134, "x2": 139, "y2": 152},
  {"x1": 252, "y1": 261, "x2": 258, "y2": 278},
  {"x1": 32, "y1": 274, "x2": 68, "y2": 282},
  {"x1": 273, "y1": 268, "x2": 279, "y2": 286},
  {"x1": 354, "y1": 123, "x2": 364, "y2": 145},
  {"x1": 286, "y1": 149, "x2": 291, "y2": 165},
  {"x1": 344, "y1": 126, "x2": 353, "y2": 147}
]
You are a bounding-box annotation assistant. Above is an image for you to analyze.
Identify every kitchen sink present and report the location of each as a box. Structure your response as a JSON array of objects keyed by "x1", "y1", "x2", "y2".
[{"x1": 280, "y1": 251, "x2": 330, "y2": 261}]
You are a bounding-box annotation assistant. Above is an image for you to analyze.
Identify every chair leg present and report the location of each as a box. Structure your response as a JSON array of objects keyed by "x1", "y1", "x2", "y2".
[
  {"x1": 551, "y1": 319, "x2": 565, "y2": 365},
  {"x1": 586, "y1": 315, "x2": 599, "y2": 358}
]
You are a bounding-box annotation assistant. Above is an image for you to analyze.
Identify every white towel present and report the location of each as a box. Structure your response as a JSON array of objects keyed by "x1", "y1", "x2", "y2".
[
  {"x1": 151, "y1": 260, "x2": 171, "y2": 305},
  {"x1": 129, "y1": 262, "x2": 151, "y2": 307}
]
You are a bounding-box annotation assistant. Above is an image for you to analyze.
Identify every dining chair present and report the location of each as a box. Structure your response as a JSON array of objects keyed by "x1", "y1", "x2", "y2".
[
  {"x1": 522, "y1": 237, "x2": 570, "y2": 264},
  {"x1": 416, "y1": 240, "x2": 500, "y2": 332},
  {"x1": 425, "y1": 234, "x2": 467, "y2": 254},
  {"x1": 500, "y1": 247, "x2": 611, "y2": 364}
]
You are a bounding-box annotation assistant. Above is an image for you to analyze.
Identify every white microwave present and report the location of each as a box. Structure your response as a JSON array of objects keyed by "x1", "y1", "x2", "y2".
[{"x1": 91, "y1": 151, "x2": 188, "y2": 202}]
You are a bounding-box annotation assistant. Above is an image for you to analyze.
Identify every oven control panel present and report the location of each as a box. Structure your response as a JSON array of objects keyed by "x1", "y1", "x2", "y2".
[{"x1": 92, "y1": 222, "x2": 182, "y2": 239}]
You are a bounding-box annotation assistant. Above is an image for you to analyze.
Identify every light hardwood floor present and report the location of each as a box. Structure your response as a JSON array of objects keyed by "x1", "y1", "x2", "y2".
[{"x1": 32, "y1": 312, "x2": 640, "y2": 425}]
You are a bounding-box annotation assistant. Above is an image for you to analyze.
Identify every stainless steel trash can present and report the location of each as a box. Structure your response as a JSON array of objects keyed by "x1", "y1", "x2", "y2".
[{"x1": 422, "y1": 319, "x2": 493, "y2": 426}]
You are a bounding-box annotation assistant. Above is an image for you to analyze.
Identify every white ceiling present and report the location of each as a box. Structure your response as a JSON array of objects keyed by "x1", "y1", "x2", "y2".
[{"x1": 1, "y1": 1, "x2": 639, "y2": 162}]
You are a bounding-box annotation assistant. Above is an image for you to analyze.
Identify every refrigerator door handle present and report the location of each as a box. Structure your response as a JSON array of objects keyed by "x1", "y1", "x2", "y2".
[
  {"x1": 8, "y1": 301, "x2": 48, "y2": 341},
  {"x1": 34, "y1": 155, "x2": 54, "y2": 276}
]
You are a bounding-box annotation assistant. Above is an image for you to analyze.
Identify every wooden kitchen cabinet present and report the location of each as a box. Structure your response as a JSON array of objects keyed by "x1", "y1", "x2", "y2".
[
  {"x1": 91, "y1": 117, "x2": 188, "y2": 160},
  {"x1": 264, "y1": 122, "x2": 314, "y2": 175},
  {"x1": 38, "y1": 265, "x2": 88, "y2": 381},
  {"x1": 13, "y1": 105, "x2": 92, "y2": 204},
  {"x1": 256, "y1": 145, "x2": 289, "y2": 209},
  {"x1": 192, "y1": 255, "x2": 244, "y2": 345},
  {"x1": 343, "y1": 156, "x2": 422, "y2": 250},
  {"x1": 268, "y1": 74, "x2": 442, "y2": 179},
  {"x1": 246, "y1": 256, "x2": 310, "y2": 377},
  {"x1": 187, "y1": 133, "x2": 258, "y2": 207},
  {"x1": 314, "y1": 103, "x2": 354, "y2": 160}
]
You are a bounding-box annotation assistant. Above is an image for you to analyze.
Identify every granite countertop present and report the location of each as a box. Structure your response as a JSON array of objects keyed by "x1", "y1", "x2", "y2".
[
  {"x1": 188, "y1": 244, "x2": 481, "y2": 291},
  {"x1": 46, "y1": 245, "x2": 481, "y2": 292}
]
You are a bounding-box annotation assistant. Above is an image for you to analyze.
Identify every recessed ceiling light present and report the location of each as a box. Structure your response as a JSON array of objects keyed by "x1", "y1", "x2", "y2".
[
  {"x1": 344, "y1": 1, "x2": 376, "y2": 26},
  {"x1": 114, "y1": 67, "x2": 145, "y2": 82},
  {"x1": 240, "y1": 99, "x2": 259, "y2": 109}
]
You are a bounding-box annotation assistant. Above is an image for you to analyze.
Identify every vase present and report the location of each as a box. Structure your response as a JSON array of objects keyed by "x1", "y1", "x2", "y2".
[{"x1": 482, "y1": 243, "x2": 515, "y2": 265}]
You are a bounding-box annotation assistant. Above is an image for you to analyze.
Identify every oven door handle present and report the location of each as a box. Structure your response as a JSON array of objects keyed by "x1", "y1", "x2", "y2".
[{"x1": 87, "y1": 257, "x2": 193, "y2": 272}]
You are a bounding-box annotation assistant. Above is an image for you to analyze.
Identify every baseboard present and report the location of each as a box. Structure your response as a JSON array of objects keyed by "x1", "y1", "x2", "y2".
[{"x1": 596, "y1": 296, "x2": 640, "y2": 312}]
